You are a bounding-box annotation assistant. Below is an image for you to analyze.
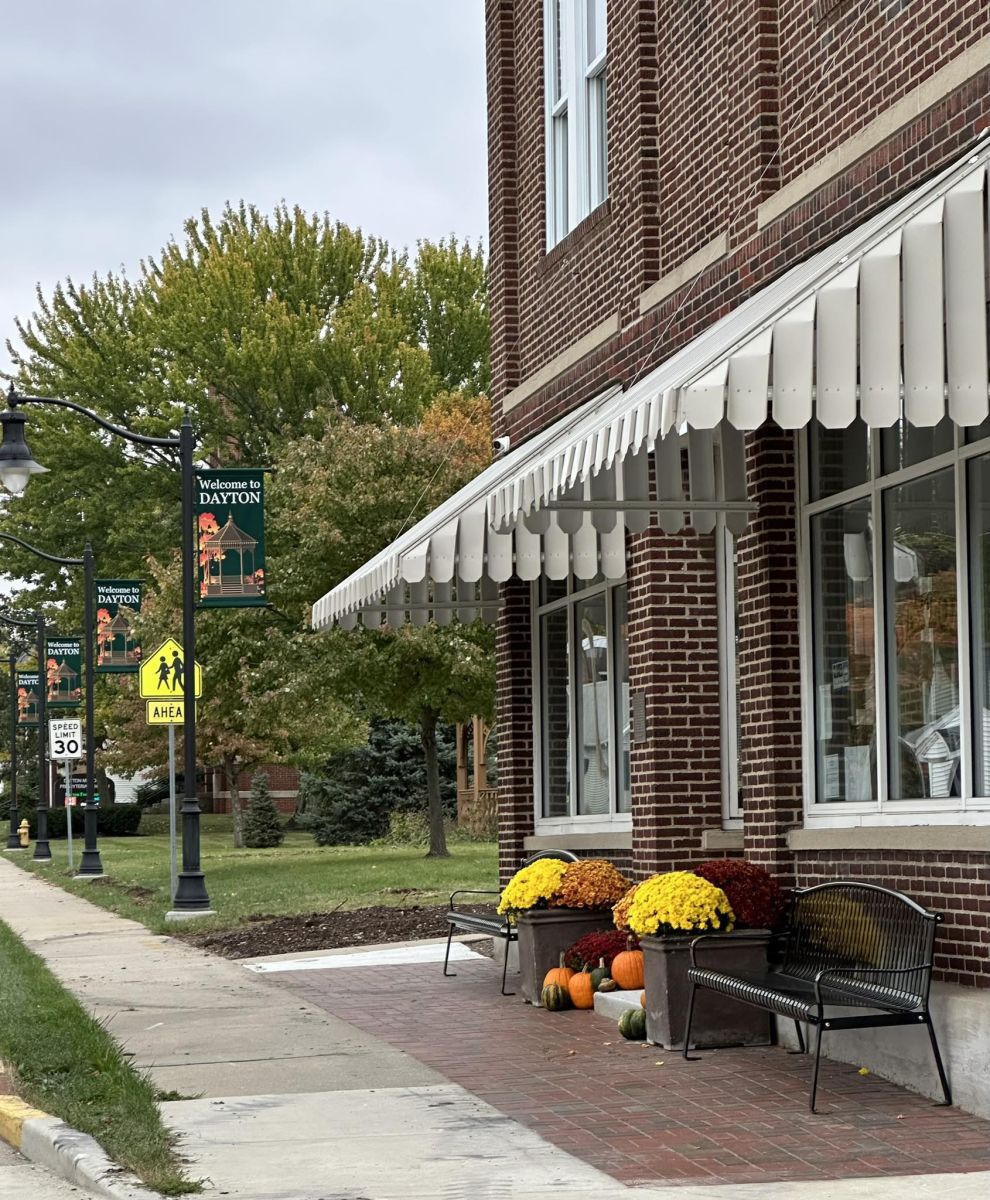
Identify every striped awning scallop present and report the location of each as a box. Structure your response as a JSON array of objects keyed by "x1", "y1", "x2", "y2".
[{"x1": 312, "y1": 137, "x2": 990, "y2": 630}]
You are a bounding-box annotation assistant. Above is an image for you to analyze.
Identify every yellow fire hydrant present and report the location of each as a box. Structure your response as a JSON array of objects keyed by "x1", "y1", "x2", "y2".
[{"x1": 18, "y1": 819, "x2": 30, "y2": 849}]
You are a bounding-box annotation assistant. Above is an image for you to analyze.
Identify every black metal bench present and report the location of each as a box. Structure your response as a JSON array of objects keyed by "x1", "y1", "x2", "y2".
[
  {"x1": 442, "y1": 849, "x2": 578, "y2": 995},
  {"x1": 682, "y1": 881, "x2": 952, "y2": 1112}
]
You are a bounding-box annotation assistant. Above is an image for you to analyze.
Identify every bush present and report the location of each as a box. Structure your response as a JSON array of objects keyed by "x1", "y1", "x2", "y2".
[
  {"x1": 242, "y1": 773, "x2": 284, "y2": 849},
  {"x1": 299, "y1": 718, "x2": 457, "y2": 846},
  {"x1": 20, "y1": 804, "x2": 142, "y2": 840}
]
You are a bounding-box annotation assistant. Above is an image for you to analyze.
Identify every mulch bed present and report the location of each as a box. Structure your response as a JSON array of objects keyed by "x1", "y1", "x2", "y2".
[{"x1": 182, "y1": 903, "x2": 492, "y2": 959}]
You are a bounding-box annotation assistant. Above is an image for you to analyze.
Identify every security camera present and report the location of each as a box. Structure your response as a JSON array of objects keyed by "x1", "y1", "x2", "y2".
[{"x1": 493, "y1": 436, "x2": 511, "y2": 459}]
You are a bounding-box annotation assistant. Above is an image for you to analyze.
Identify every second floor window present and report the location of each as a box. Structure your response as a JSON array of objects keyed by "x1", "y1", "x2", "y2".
[{"x1": 545, "y1": 0, "x2": 608, "y2": 248}]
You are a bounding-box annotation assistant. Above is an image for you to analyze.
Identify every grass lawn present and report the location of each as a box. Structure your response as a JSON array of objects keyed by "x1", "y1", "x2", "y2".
[
  {"x1": 0, "y1": 920, "x2": 197, "y2": 1194},
  {"x1": 10, "y1": 814, "x2": 498, "y2": 934}
]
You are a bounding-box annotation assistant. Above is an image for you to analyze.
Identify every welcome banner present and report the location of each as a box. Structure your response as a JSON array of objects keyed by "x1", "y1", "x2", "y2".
[
  {"x1": 16, "y1": 670, "x2": 40, "y2": 726},
  {"x1": 95, "y1": 579, "x2": 143, "y2": 673},
  {"x1": 46, "y1": 638, "x2": 83, "y2": 708},
  {"x1": 195, "y1": 469, "x2": 267, "y2": 608}
]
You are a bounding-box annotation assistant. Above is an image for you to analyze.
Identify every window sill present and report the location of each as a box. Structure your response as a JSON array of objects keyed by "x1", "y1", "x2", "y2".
[
  {"x1": 541, "y1": 200, "x2": 612, "y2": 273},
  {"x1": 701, "y1": 828, "x2": 744, "y2": 852},
  {"x1": 525, "y1": 830, "x2": 632, "y2": 852},
  {"x1": 789, "y1": 825, "x2": 990, "y2": 853}
]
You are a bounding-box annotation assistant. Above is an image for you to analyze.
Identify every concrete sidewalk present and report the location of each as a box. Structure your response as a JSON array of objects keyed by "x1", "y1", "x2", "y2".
[{"x1": 1, "y1": 858, "x2": 988, "y2": 1200}]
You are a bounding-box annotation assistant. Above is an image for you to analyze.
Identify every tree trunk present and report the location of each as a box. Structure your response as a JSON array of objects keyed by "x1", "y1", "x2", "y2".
[
  {"x1": 226, "y1": 757, "x2": 244, "y2": 849},
  {"x1": 420, "y1": 706, "x2": 448, "y2": 858}
]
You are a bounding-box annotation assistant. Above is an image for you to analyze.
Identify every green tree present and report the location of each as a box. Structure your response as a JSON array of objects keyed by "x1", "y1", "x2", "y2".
[{"x1": 242, "y1": 772, "x2": 284, "y2": 849}]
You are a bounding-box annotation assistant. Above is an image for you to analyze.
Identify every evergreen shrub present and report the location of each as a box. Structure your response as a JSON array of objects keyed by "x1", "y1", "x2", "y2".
[{"x1": 242, "y1": 773, "x2": 284, "y2": 849}]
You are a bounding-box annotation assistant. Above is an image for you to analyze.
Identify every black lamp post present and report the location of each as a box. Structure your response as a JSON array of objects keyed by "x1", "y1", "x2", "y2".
[
  {"x1": 0, "y1": 535, "x2": 102, "y2": 875},
  {"x1": 0, "y1": 385, "x2": 211, "y2": 912},
  {"x1": 0, "y1": 608, "x2": 52, "y2": 859},
  {"x1": 5, "y1": 642, "x2": 24, "y2": 849}
]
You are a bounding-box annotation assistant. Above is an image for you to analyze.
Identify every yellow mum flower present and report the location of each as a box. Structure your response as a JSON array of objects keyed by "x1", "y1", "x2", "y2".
[
  {"x1": 624, "y1": 871, "x2": 735, "y2": 938},
  {"x1": 497, "y1": 859, "x2": 568, "y2": 917}
]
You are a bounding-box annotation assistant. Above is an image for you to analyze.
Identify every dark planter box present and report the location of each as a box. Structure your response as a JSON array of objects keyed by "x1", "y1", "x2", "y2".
[
  {"x1": 642, "y1": 929, "x2": 773, "y2": 1049},
  {"x1": 516, "y1": 908, "x2": 613, "y2": 1004}
]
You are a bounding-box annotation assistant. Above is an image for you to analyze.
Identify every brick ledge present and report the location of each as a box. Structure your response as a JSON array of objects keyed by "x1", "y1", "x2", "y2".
[{"x1": 524, "y1": 831, "x2": 632, "y2": 852}]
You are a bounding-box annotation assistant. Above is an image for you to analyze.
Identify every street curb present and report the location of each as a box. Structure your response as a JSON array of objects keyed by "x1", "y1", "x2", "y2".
[{"x1": 0, "y1": 1096, "x2": 165, "y2": 1199}]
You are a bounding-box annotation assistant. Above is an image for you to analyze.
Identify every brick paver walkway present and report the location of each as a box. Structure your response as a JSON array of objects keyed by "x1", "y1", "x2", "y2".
[{"x1": 270, "y1": 951, "x2": 990, "y2": 1188}]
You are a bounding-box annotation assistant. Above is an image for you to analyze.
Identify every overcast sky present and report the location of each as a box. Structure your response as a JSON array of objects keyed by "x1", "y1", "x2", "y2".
[{"x1": 1, "y1": 0, "x2": 488, "y2": 372}]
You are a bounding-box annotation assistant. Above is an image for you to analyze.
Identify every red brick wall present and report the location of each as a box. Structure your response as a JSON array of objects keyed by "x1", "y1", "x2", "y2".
[
  {"x1": 212, "y1": 764, "x2": 300, "y2": 815},
  {"x1": 628, "y1": 524, "x2": 723, "y2": 878},
  {"x1": 487, "y1": 2, "x2": 990, "y2": 983},
  {"x1": 496, "y1": 578, "x2": 536, "y2": 885}
]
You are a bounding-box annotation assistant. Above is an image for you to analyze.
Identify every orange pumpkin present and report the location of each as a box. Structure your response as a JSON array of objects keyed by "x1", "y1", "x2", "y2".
[
  {"x1": 542, "y1": 952, "x2": 575, "y2": 990},
  {"x1": 611, "y1": 938, "x2": 645, "y2": 990},
  {"x1": 568, "y1": 966, "x2": 595, "y2": 1010},
  {"x1": 640, "y1": 990, "x2": 647, "y2": 1008}
]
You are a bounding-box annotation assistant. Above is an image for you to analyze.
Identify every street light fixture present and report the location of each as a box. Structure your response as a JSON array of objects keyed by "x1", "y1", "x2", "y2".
[
  {"x1": 0, "y1": 609, "x2": 53, "y2": 859},
  {"x1": 0, "y1": 535, "x2": 102, "y2": 874},
  {"x1": 0, "y1": 384, "x2": 212, "y2": 914}
]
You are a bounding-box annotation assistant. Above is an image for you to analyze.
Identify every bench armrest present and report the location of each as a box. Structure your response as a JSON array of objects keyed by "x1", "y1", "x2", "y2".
[
  {"x1": 448, "y1": 888, "x2": 501, "y2": 908},
  {"x1": 688, "y1": 933, "x2": 725, "y2": 969},
  {"x1": 813, "y1": 962, "x2": 931, "y2": 1006}
]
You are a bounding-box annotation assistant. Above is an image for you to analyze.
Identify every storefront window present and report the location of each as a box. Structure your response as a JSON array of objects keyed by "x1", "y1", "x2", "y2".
[
  {"x1": 810, "y1": 498, "x2": 877, "y2": 802},
  {"x1": 809, "y1": 421, "x2": 870, "y2": 502},
  {"x1": 804, "y1": 418, "x2": 990, "y2": 817},
  {"x1": 885, "y1": 470, "x2": 959, "y2": 799},
  {"x1": 969, "y1": 455, "x2": 990, "y2": 796},
  {"x1": 613, "y1": 587, "x2": 631, "y2": 813},
  {"x1": 540, "y1": 607, "x2": 570, "y2": 817},
  {"x1": 535, "y1": 577, "x2": 628, "y2": 822}
]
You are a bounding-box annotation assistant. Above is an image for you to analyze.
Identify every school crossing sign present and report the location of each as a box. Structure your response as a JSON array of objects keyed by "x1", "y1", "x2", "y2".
[{"x1": 139, "y1": 638, "x2": 202, "y2": 725}]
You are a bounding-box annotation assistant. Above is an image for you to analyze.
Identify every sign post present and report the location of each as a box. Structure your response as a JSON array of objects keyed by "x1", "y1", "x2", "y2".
[
  {"x1": 49, "y1": 719, "x2": 83, "y2": 873},
  {"x1": 139, "y1": 641, "x2": 202, "y2": 902},
  {"x1": 168, "y1": 725, "x2": 178, "y2": 902}
]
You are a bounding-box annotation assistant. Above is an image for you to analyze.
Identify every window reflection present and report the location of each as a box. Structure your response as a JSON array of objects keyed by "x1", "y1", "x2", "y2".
[
  {"x1": 885, "y1": 469, "x2": 959, "y2": 799},
  {"x1": 811, "y1": 499, "x2": 877, "y2": 802},
  {"x1": 576, "y1": 595, "x2": 610, "y2": 815},
  {"x1": 541, "y1": 607, "x2": 570, "y2": 817}
]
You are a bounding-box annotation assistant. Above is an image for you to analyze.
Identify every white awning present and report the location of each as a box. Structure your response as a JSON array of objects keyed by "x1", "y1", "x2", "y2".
[
  {"x1": 313, "y1": 138, "x2": 990, "y2": 629},
  {"x1": 488, "y1": 137, "x2": 990, "y2": 533}
]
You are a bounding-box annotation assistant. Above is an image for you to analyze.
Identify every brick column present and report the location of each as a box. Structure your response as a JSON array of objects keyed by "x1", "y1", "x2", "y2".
[
  {"x1": 496, "y1": 576, "x2": 534, "y2": 885},
  {"x1": 628, "y1": 526, "x2": 722, "y2": 879},
  {"x1": 737, "y1": 426, "x2": 802, "y2": 885}
]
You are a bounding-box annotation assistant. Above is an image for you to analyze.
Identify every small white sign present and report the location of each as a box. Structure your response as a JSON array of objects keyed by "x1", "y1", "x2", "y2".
[{"x1": 49, "y1": 718, "x2": 83, "y2": 761}]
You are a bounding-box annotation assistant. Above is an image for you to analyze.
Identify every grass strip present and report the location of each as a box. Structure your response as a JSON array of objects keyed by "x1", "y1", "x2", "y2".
[
  {"x1": 13, "y1": 821, "x2": 498, "y2": 934},
  {"x1": 0, "y1": 920, "x2": 198, "y2": 1195}
]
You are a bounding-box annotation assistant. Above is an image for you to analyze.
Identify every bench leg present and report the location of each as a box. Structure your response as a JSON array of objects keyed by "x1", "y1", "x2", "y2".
[
  {"x1": 923, "y1": 1013, "x2": 952, "y2": 1106},
  {"x1": 500, "y1": 935, "x2": 515, "y2": 997},
  {"x1": 442, "y1": 923, "x2": 456, "y2": 978},
  {"x1": 682, "y1": 981, "x2": 701, "y2": 1061},
  {"x1": 809, "y1": 1023, "x2": 824, "y2": 1113},
  {"x1": 788, "y1": 1020, "x2": 806, "y2": 1054}
]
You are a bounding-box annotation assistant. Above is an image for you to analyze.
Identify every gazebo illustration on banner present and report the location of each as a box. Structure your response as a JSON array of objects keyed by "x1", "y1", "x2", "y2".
[
  {"x1": 97, "y1": 610, "x2": 140, "y2": 668},
  {"x1": 200, "y1": 514, "x2": 265, "y2": 600},
  {"x1": 17, "y1": 686, "x2": 38, "y2": 723},
  {"x1": 47, "y1": 658, "x2": 80, "y2": 704}
]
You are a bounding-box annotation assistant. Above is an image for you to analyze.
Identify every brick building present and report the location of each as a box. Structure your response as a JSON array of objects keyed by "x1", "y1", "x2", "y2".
[{"x1": 313, "y1": 3, "x2": 990, "y2": 1115}]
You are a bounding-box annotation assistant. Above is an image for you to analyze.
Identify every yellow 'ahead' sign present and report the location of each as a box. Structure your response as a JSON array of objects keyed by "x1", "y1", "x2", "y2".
[
  {"x1": 146, "y1": 699, "x2": 195, "y2": 725},
  {"x1": 138, "y1": 638, "x2": 203, "y2": 701}
]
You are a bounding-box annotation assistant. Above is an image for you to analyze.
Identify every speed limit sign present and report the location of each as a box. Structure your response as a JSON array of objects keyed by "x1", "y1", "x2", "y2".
[{"x1": 49, "y1": 718, "x2": 83, "y2": 761}]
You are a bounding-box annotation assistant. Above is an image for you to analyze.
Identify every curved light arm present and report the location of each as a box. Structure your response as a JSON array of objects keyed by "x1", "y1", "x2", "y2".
[
  {"x1": 7, "y1": 384, "x2": 183, "y2": 449},
  {"x1": 0, "y1": 530, "x2": 82, "y2": 567},
  {"x1": 0, "y1": 610, "x2": 41, "y2": 630}
]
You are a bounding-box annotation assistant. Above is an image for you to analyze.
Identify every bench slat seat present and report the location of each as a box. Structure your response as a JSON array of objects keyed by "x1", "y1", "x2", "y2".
[
  {"x1": 682, "y1": 881, "x2": 952, "y2": 1113},
  {"x1": 686, "y1": 967, "x2": 924, "y2": 1024},
  {"x1": 442, "y1": 849, "x2": 578, "y2": 995}
]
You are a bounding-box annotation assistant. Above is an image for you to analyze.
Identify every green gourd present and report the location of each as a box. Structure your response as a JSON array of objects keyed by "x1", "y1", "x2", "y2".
[
  {"x1": 590, "y1": 956, "x2": 610, "y2": 992},
  {"x1": 618, "y1": 1007, "x2": 647, "y2": 1040},
  {"x1": 541, "y1": 983, "x2": 571, "y2": 1011}
]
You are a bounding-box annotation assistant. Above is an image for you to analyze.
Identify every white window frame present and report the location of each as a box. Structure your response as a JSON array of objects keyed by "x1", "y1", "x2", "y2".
[
  {"x1": 532, "y1": 575, "x2": 632, "y2": 833},
  {"x1": 544, "y1": 0, "x2": 609, "y2": 249},
  {"x1": 799, "y1": 423, "x2": 990, "y2": 827}
]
